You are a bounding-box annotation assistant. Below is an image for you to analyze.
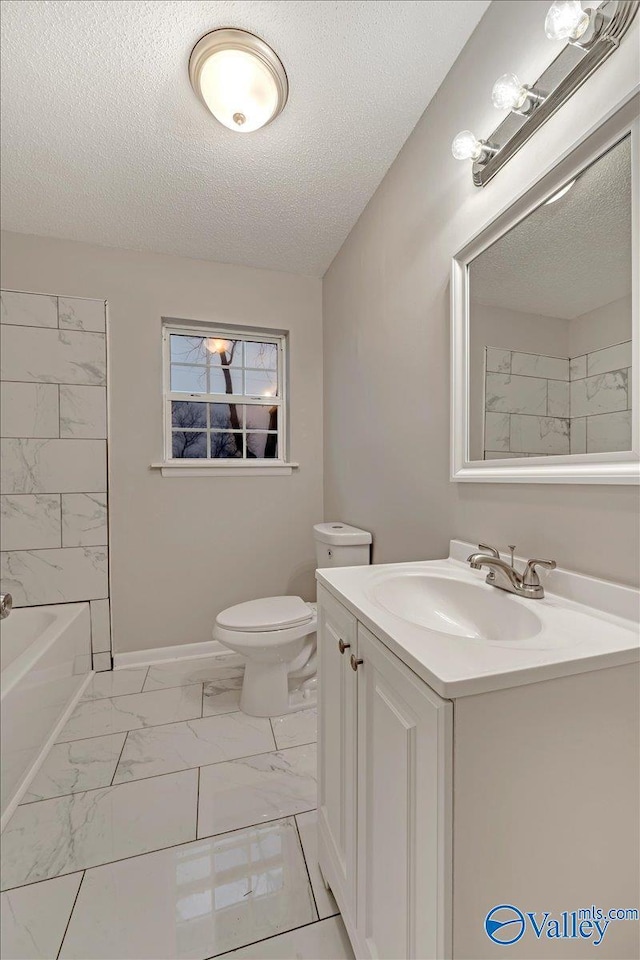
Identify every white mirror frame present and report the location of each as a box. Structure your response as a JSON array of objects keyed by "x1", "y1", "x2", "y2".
[{"x1": 451, "y1": 91, "x2": 639, "y2": 484}]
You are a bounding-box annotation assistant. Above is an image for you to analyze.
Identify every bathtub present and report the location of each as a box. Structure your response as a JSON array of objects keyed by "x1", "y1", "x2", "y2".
[{"x1": 1, "y1": 603, "x2": 92, "y2": 828}]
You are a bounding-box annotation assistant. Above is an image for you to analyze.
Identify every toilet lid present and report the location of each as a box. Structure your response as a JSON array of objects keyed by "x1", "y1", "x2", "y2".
[{"x1": 216, "y1": 596, "x2": 314, "y2": 633}]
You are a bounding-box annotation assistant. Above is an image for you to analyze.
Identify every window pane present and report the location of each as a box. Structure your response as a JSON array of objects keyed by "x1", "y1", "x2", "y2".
[
  {"x1": 246, "y1": 432, "x2": 278, "y2": 459},
  {"x1": 244, "y1": 369, "x2": 278, "y2": 397},
  {"x1": 203, "y1": 339, "x2": 243, "y2": 366},
  {"x1": 172, "y1": 401, "x2": 207, "y2": 428},
  {"x1": 245, "y1": 341, "x2": 277, "y2": 370},
  {"x1": 171, "y1": 365, "x2": 207, "y2": 393},
  {"x1": 170, "y1": 335, "x2": 208, "y2": 364},
  {"x1": 210, "y1": 432, "x2": 243, "y2": 459},
  {"x1": 210, "y1": 403, "x2": 243, "y2": 430},
  {"x1": 172, "y1": 431, "x2": 207, "y2": 458},
  {"x1": 245, "y1": 404, "x2": 278, "y2": 431},
  {"x1": 210, "y1": 367, "x2": 242, "y2": 395}
]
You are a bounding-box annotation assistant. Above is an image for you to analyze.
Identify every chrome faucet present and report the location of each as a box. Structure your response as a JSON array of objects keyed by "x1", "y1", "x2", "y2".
[
  {"x1": 467, "y1": 544, "x2": 556, "y2": 600},
  {"x1": 0, "y1": 593, "x2": 12, "y2": 620}
]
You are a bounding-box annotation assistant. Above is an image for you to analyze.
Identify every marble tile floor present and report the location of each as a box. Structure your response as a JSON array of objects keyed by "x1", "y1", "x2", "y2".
[{"x1": 1, "y1": 657, "x2": 352, "y2": 960}]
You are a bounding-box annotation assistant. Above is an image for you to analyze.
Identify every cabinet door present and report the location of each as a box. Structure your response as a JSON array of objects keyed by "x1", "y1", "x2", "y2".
[
  {"x1": 356, "y1": 624, "x2": 452, "y2": 960},
  {"x1": 317, "y1": 586, "x2": 358, "y2": 929}
]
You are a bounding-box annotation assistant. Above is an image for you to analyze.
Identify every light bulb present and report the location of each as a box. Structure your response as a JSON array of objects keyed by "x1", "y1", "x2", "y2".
[
  {"x1": 491, "y1": 73, "x2": 529, "y2": 112},
  {"x1": 544, "y1": 1, "x2": 590, "y2": 41},
  {"x1": 451, "y1": 130, "x2": 483, "y2": 161},
  {"x1": 206, "y1": 338, "x2": 231, "y2": 354}
]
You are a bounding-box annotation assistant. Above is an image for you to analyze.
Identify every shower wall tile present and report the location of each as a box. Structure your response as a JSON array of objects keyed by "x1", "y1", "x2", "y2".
[
  {"x1": 587, "y1": 341, "x2": 632, "y2": 377},
  {"x1": 485, "y1": 373, "x2": 547, "y2": 416},
  {"x1": 0, "y1": 290, "x2": 58, "y2": 328},
  {"x1": 1, "y1": 438, "x2": 106, "y2": 494},
  {"x1": 570, "y1": 371, "x2": 628, "y2": 419},
  {"x1": 58, "y1": 298, "x2": 106, "y2": 333},
  {"x1": 571, "y1": 417, "x2": 586, "y2": 455},
  {"x1": 586, "y1": 410, "x2": 632, "y2": 454},
  {"x1": 547, "y1": 379, "x2": 570, "y2": 418},
  {"x1": 62, "y1": 494, "x2": 108, "y2": 547},
  {"x1": 59, "y1": 385, "x2": 107, "y2": 438},
  {"x1": 0, "y1": 326, "x2": 105, "y2": 385},
  {"x1": 570, "y1": 355, "x2": 587, "y2": 381},
  {"x1": 0, "y1": 546, "x2": 108, "y2": 606},
  {"x1": 509, "y1": 416, "x2": 570, "y2": 455},
  {"x1": 0, "y1": 382, "x2": 59, "y2": 438},
  {"x1": 628, "y1": 368, "x2": 632, "y2": 410},
  {"x1": 511, "y1": 352, "x2": 569, "y2": 381},
  {"x1": 485, "y1": 347, "x2": 511, "y2": 374},
  {"x1": 93, "y1": 652, "x2": 112, "y2": 672},
  {"x1": 0, "y1": 494, "x2": 61, "y2": 551},
  {"x1": 90, "y1": 600, "x2": 112, "y2": 654},
  {"x1": 484, "y1": 413, "x2": 510, "y2": 451}
]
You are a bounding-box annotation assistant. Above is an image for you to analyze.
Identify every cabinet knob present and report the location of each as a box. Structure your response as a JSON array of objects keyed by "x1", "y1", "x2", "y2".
[
  {"x1": 350, "y1": 654, "x2": 363, "y2": 672},
  {"x1": 338, "y1": 639, "x2": 351, "y2": 654}
]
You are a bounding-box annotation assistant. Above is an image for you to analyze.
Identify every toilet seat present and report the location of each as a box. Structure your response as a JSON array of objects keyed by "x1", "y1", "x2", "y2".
[{"x1": 216, "y1": 596, "x2": 314, "y2": 633}]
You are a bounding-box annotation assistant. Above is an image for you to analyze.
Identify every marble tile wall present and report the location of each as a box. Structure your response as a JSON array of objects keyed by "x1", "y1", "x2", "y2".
[
  {"x1": 484, "y1": 342, "x2": 632, "y2": 459},
  {"x1": 0, "y1": 290, "x2": 112, "y2": 669}
]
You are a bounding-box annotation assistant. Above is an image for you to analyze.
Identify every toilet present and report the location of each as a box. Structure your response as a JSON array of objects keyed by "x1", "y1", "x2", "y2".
[{"x1": 213, "y1": 522, "x2": 372, "y2": 717}]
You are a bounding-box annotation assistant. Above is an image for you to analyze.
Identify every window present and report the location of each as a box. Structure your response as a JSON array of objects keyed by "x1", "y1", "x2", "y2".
[{"x1": 163, "y1": 324, "x2": 286, "y2": 464}]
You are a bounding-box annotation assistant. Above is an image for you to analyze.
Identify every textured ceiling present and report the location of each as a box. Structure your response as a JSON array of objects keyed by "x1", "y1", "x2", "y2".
[
  {"x1": 470, "y1": 135, "x2": 632, "y2": 320},
  {"x1": 0, "y1": 0, "x2": 489, "y2": 277}
]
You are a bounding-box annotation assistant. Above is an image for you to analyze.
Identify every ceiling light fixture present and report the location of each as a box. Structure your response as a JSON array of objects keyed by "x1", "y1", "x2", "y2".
[{"x1": 189, "y1": 28, "x2": 288, "y2": 133}]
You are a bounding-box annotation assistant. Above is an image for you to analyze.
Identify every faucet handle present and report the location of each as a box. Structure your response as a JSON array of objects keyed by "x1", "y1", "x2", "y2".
[
  {"x1": 478, "y1": 543, "x2": 500, "y2": 558},
  {"x1": 523, "y1": 558, "x2": 557, "y2": 587}
]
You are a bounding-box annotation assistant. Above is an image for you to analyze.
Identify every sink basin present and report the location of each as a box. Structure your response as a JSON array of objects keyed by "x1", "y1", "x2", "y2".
[{"x1": 369, "y1": 573, "x2": 542, "y2": 642}]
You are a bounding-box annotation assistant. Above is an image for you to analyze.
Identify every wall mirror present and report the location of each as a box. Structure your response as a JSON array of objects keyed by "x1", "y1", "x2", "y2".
[{"x1": 451, "y1": 96, "x2": 638, "y2": 483}]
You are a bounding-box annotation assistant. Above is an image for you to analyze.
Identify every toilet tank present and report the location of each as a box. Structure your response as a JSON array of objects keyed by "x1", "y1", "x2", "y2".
[{"x1": 314, "y1": 522, "x2": 372, "y2": 569}]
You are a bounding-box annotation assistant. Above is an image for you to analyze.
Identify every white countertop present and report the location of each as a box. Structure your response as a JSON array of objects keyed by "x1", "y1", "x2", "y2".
[{"x1": 316, "y1": 540, "x2": 640, "y2": 699}]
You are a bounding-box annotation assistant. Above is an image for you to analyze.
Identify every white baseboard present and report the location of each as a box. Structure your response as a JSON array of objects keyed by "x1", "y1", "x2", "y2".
[
  {"x1": 1, "y1": 670, "x2": 94, "y2": 833},
  {"x1": 113, "y1": 639, "x2": 230, "y2": 670}
]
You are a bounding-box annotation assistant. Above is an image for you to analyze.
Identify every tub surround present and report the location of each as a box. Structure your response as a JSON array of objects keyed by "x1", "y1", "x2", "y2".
[{"x1": 0, "y1": 290, "x2": 111, "y2": 669}]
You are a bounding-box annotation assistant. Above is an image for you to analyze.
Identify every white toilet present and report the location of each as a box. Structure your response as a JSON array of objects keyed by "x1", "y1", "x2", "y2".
[{"x1": 213, "y1": 522, "x2": 372, "y2": 717}]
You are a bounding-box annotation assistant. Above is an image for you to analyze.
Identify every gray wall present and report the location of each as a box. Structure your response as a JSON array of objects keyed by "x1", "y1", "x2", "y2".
[
  {"x1": 0, "y1": 234, "x2": 324, "y2": 653},
  {"x1": 323, "y1": 0, "x2": 639, "y2": 587}
]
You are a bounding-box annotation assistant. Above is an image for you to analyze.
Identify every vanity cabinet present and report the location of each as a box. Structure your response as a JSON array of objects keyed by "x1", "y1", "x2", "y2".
[
  {"x1": 317, "y1": 586, "x2": 452, "y2": 959},
  {"x1": 317, "y1": 582, "x2": 639, "y2": 960}
]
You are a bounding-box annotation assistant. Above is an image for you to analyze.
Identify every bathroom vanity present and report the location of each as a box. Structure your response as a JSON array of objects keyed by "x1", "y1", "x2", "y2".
[{"x1": 316, "y1": 542, "x2": 639, "y2": 960}]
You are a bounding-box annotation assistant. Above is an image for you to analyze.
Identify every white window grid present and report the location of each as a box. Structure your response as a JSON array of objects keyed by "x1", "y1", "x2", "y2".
[{"x1": 163, "y1": 323, "x2": 287, "y2": 463}]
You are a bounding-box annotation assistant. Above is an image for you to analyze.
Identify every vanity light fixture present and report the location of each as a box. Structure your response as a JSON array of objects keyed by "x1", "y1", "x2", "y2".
[
  {"x1": 452, "y1": 0, "x2": 638, "y2": 186},
  {"x1": 189, "y1": 28, "x2": 288, "y2": 132},
  {"x1": 491, "y1": 73, "x2": 544, "y2": 115}
]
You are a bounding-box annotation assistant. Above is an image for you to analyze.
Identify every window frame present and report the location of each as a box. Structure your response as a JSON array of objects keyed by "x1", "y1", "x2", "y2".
[{"x1": 161, "y1": 321, "x2": 289, "y2": 469}]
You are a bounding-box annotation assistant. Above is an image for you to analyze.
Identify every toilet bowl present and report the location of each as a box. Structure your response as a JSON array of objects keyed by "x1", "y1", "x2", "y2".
[
  {"x1": 214, "y1": 522, "x2": 372, "y2": 718},
  {"x1": 213, "y1": 596, "x2": 317, "y2": 717}
]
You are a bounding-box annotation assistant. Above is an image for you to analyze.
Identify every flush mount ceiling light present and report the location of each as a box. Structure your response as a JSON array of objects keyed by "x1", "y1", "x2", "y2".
[
  {"x1": 451, "y1": 0, "x2": 638, "y2": 186},
  {"x1": 189, "y1": 28, "x2": 288, "y2": 133}
]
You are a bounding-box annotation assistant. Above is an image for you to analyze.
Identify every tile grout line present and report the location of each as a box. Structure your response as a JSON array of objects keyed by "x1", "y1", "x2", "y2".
[
  {"x1": 1, "y1": 808, "x2": 319, "y2": 895},
  {"x1": 17, "y1": 740, "x2": 316, "y2": 806},
  {"x1": 195, "y1": 766, "x2": 201, "y2": 839},
  {"x1": 55, "y1": 870, "x2": 85, "y2": 960},
  {"x1": 109, "y1": 732, "x2": 130, "y2": 787},
  {"x1": 206, "y1": 914, "x2": 338, "y2": 959},
  {"x1": 293, "y1": 813, "x2": 320, "y2": 920}
]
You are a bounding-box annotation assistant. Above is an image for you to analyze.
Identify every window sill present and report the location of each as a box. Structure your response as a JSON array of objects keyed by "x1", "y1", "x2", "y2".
[{"x1": 150, "y1": 461, "x2": 299, "y2": 478}]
